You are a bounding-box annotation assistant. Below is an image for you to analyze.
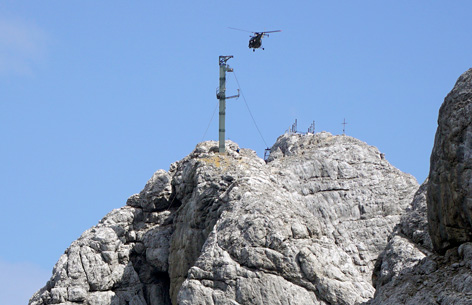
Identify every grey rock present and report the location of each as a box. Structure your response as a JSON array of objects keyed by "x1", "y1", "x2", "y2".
[
  {"x1": 428, "y1": 68, "x2": 472, "y2": 254},
  {"x1": 127, "y1": 169, "x2": 173, "y2": 212},
  {"x1": 86, "y1": 291, "x2": 116, "y2": 305},
  {"x1": 30, "y1": 135, "x2": 418, "y2": 305},
  {"x1": 67, "y1": 286, "x2": 87, "y2": 302},
  {"x1": 372, "y1": 181, "x2": 432, "y2": 289},
  {"x1": 370, "y1": 244, "x2": 472, "y2": 305},
  {"x1": 370, "y1": 68, "x2": 472, "y2": 305},
  {"x1": 50, "y1": 287, "x2": 67, "y2": 303},
  {"x1": 29, "y1": 204, "x2": 173, "y2": 305},
  {"x1": 458, "y1": 242, "x2": 472, "y2": 270}
]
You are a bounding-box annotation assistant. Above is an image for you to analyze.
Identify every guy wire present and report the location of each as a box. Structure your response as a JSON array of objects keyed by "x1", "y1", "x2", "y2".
[
  {"x1": 201, "y1": 101, "x2": 219, "y2": 142},
  {"x1": 232, "y1": 71, "x2": 269, "y2": 148}
]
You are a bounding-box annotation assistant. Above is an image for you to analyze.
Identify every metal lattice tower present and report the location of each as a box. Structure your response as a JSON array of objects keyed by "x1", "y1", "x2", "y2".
[{"x1": 216, "y1": 56, "x2": 239, "y2": 153}]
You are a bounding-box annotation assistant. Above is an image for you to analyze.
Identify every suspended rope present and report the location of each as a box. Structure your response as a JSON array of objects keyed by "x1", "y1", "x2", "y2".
[
  {"x1": 201, "y1": 100, "x2": 219, "y2": 142},
  {"x1": 232, "y1": 71, "x2": 269, "y2": 148}
]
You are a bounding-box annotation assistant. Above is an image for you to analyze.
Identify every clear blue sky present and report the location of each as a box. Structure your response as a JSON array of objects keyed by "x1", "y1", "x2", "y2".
[{"x1": 1, "y1": 1, "x2": 471, "y2": 304}]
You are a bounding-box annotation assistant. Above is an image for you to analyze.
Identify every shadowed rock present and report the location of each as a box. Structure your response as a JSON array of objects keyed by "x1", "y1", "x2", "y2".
[{"x1": 428, "y1": 68, "x2": 472, "y2": 254}]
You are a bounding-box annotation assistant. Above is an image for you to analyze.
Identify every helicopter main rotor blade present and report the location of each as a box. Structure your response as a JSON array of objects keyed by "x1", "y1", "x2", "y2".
[
  {"x1": 228, "y1": 27, "x2": 255, "y2": 33},
  {"x1": 262, "y1": 30, "x2": 282, "y2": 34}
]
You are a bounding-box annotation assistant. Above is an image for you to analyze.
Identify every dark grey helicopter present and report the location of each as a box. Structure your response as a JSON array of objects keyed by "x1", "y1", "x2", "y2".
[{"x1": 229, "y1": 27, "x2": 281, "y2": 51}]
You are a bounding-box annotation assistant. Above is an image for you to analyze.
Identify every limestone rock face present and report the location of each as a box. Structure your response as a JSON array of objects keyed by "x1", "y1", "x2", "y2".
[
  {"x1": 29, "y1": 204, "x2": 174, "y2": 305},
  {"x1": 428, "y1": 68, "x2": 472, "y2": 254},
  {"x1": 29, "y1": 134, "x2": 418, "y2": 305},
  {"x1": 371, "y1": 180, "x2": 472, "y2": 305},
  {"x1": 372, "y1": 182, "x2": 432, "y2": 288},
  {"x1": 371, "y1": 243, "x2": 472, "y2": 304},
  {"x1": 369, "y1": 68, "x2": 472, "y2": 305}
]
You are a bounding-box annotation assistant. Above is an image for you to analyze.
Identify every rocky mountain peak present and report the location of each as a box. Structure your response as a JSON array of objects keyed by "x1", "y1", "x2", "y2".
[
  {"x1": 268, "y1": 131, "x2": 382, "y2": 162},
  {"x1": 28, "y1": 68, "x2": 472, "y2": 305},
  {"x1": 30, "y1": 132, "x2": 419, "y2": 305}
]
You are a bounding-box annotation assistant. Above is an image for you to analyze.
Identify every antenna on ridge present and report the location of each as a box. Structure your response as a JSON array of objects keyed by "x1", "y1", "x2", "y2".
[
  {"x1": 217, "y1": 56, "x2": 239, "y2": 153},
  {"x1": 342, "y1": 118, "x2": 348, "y2": 135},
  {"x1": 286, "y1": 119, "x2": 297, "y2": 134},
  {"x1": 308, "y1": 121, "x2": 315, "y2": 134}
]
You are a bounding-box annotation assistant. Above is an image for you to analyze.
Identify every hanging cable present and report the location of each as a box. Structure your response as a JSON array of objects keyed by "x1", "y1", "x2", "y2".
[
  {"x1": 232, "y1": 71, "x2": 269, "y2": 148},
  {"x1": 201, "y1": 101, "x2": 219, "y2": 142}
]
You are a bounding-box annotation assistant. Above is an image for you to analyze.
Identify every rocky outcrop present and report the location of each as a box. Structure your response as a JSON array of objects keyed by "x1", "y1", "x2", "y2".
[
  {"x1": 177, "y1": 133, "x2": 417, "y2": 305},
  {"x1": 29, "y1": 133, "x2": 418, "y2": 305},
  {"x1": 371, "y1": 240, "x2": 472, "y2": 304},
  {"x1": 370, "y1": 68, "x2": 472, "y2": 304},
  {"x1": 29, "y1": 191, "x2": 175, "y2": 305},
  {"x1": 370, "y1": 189, "x2": 472, "y2": 305},
  {"x1": 372, "y1": 181, "x2": 432, "y2": 290},
  {"x1": 428, "y1": 68, "x2": 472, "y2": 254}
]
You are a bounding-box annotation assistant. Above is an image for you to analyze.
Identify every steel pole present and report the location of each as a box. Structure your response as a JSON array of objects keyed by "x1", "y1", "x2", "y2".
[{"x1": 218, "y1": 60, "x2": 226, "y2": 153}]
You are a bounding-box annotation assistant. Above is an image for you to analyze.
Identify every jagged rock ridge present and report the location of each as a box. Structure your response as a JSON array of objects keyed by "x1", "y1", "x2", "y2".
[{"x1": 29, "y1": 133, "x2": 418, "y2": 305}]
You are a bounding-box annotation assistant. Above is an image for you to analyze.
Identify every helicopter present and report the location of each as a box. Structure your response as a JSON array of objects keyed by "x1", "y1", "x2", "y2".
[{"x1": 228, "y1": 27, "x2": 281, "y2": 51}]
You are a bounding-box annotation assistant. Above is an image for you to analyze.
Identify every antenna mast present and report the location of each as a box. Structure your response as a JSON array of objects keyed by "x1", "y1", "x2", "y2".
[
  {"x1": 217, "y1": 55, "x2": 239, "y2": 153},
  {"x1": 308, "y1": 121, "x2": 315, "y2": 134}
]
